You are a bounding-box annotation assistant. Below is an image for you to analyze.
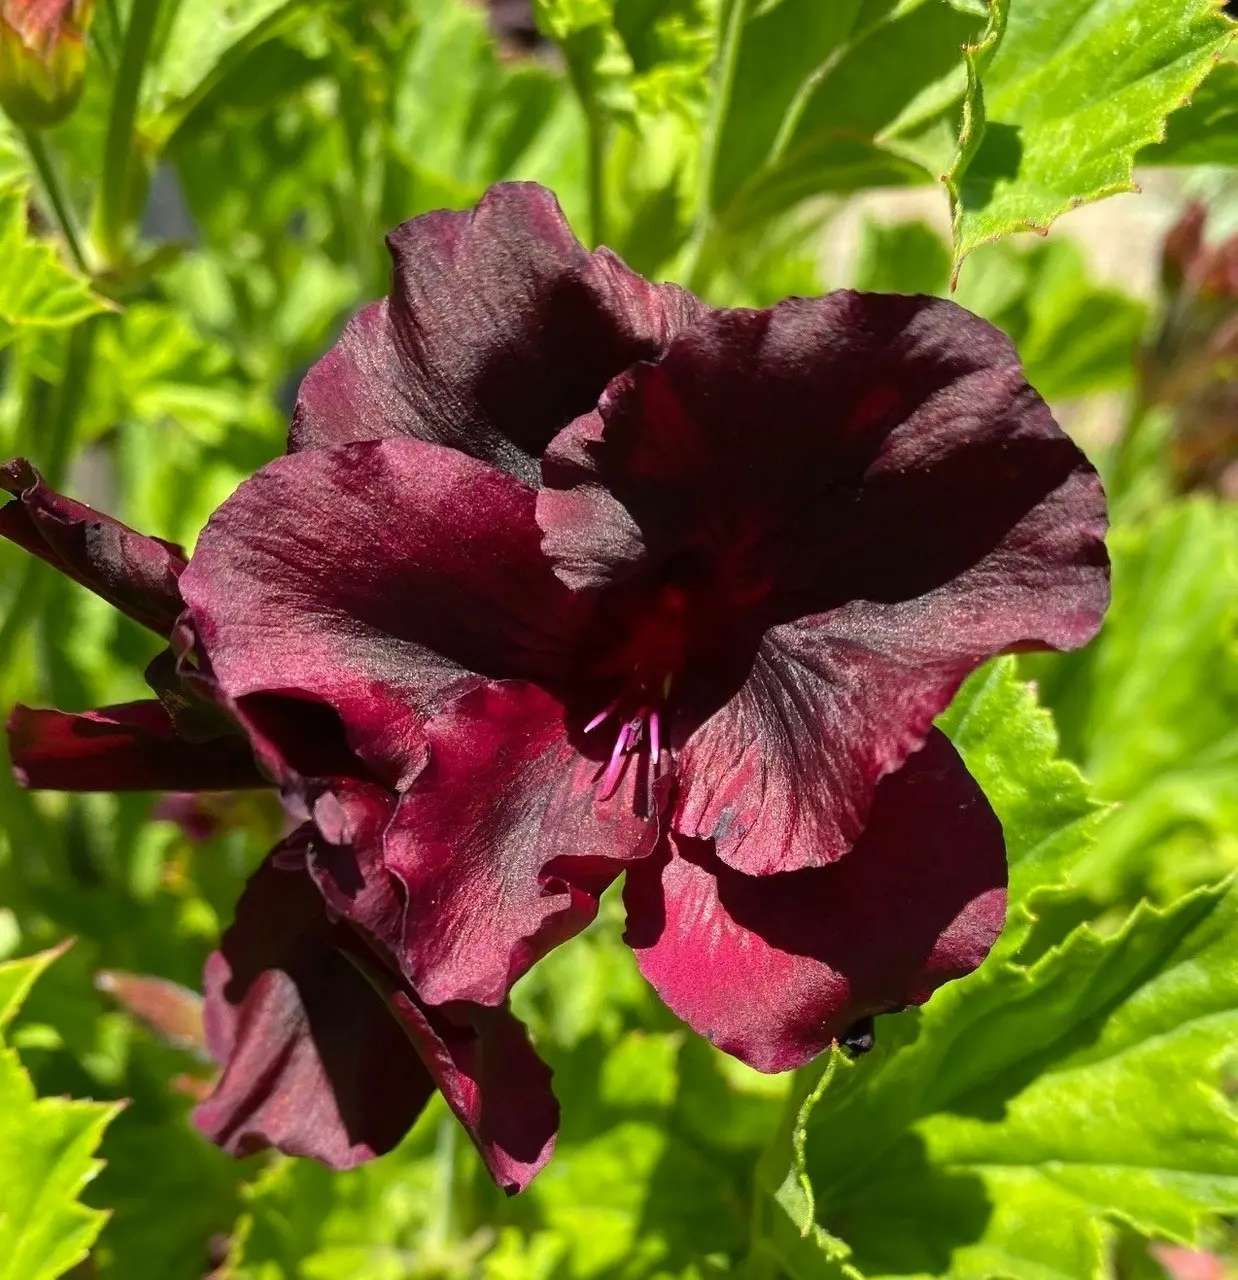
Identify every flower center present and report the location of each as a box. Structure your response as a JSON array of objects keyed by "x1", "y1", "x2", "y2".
[
  {"x1": 585, "y1": 673, "x2": 672, "y2": 801},
  {"x1": 584, "y1": 584, "x2": 692, "y2": 802}
]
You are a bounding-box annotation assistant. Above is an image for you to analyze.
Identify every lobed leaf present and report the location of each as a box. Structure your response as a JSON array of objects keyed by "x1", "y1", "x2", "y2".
[
  {"x1": 0, "y1": 946, "x2": 122, "y2": 1280},
  {"x1": 946, "y1": 0, "x2": 1232, "y2": 273},
  {"x1": 0, "y1": 192, "x2": 109, "y2": 351}
]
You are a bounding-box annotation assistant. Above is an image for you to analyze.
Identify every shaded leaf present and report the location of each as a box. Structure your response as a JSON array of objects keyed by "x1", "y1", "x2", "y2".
[{"x1": 1141, "y1": 56, "x2": 1238, "y2": 166}]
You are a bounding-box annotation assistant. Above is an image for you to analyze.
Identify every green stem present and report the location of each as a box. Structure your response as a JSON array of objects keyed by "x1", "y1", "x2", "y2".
[
  {"x1": 428, "y1": 1113, "x2": 459, "y2": 1250},
  {"x1": 681, "y1": 0, "x2": 748, "y2": 292},
  {"x1": 562, "y1": 45, "x2": 607, "y2": 248},
  {"x1": 98, "y1": 0, "x2": 164, "y2": 264},
  {"x1": 23, "y1": 130, "x2": 89, "y2": 274}
]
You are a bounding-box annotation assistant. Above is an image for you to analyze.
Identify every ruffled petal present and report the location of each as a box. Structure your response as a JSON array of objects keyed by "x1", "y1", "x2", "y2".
[
  {"x1": 540, "y1": 293, "x2": 1107, "y2": 872},
  {"x1": 384, "y1": 681, "x2": 659, "y2": 1006},
  {"x1": 540, "y1": 293, "x2": 1105, "y2": 618},
  {"x1": 199, "y1": 824, "x2": 558, "y2": 1189},
  {"x1": 194, "y1": 849, "x2": 435, "y2": 1170},
  {"x1": 303, "y1": 782, "x2": 560, "y2": 1190},
  {"x1": 8, "y1": 701, "x2": 267, "y2": 791},
  {"x1": 623, "y1": 730, "x2": 1006, "y2": 1073},
  {"x1": 179, "y1": 438, "x2": 589, "y2": 790},
  {"x1": 290, "y1": 183, "x2": 706, "y2": 484},
  {"x1": 0, "y1": 458, "x2": 185, "y2": 634}
]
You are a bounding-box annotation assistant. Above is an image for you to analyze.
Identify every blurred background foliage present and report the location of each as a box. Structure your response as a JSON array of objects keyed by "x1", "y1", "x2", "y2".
[{"x1": 0, "y1": 0, "x2": 1236, "y2": 1277}]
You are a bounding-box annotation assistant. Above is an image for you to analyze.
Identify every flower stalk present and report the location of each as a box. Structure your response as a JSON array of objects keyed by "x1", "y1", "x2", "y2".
[
  {"x1": 97, "y1": 0, "x2": 161, "y2": 264},
  {"x1": 22, "y1": 126, "x2": 88, "y2": 273}
]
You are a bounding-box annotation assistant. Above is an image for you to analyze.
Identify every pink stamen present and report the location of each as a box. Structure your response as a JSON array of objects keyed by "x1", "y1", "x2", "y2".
[
  {"x1": 598, "y1": 718, "x2": 635, "y2": 801},
  {"x1": 585, "y1": 697, "x2": 620, "y2": 733},
  {"x1": 648, "y1": 710, "x2": 661, "y2": 771}
]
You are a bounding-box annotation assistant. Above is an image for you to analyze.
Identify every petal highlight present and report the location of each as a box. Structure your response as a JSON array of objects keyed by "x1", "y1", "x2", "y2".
[{"x1": 387, "y1": 680, "x2": 658, "y2": 1006}]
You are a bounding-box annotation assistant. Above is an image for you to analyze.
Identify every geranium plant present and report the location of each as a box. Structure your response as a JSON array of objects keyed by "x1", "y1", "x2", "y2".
[{"x1": 0, "y1": 1, "x2": 1234, "y2": 1277}]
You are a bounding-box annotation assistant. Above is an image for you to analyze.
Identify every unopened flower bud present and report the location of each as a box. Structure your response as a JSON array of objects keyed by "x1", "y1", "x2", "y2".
[{"x1": 0, "y1": 0, "x2": 94, "y2": 129}]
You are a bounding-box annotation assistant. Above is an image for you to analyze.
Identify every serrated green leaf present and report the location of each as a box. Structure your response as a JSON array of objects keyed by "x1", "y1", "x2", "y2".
[
  {"x1": 770, "y1": 882, "x2": 1238, "y2": 1279},
  {"x1": 0, "y1": 192, "x2": 108, "y2": 350},
  {"x1": 1140, "y1": 54, "x2": 1238, "y2": 166},
  {"x1": 0, "y1": 947, "x2": 122, "y2": 1280},
  {"x1": 946, "y1": 0, "x2": 1231, "y2": 273}
]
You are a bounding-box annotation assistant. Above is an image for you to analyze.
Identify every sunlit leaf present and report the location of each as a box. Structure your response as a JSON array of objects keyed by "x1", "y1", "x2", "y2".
[
  {"x1": 946, "y1": 0, "x2": 1231, "y2": 273},
  {"x1": 0, "y1": 945, "x2": 122, "y2": 1280},
  {"x1": 0, "y1": 192, "x2": 108, "y2": 350}
]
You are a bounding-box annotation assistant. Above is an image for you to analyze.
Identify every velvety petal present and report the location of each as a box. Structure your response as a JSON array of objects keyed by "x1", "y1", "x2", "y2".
[
  {"x1": 290, "y1": 183, "x2": 707, "y2": 484},
  {"x1": 194, "y1": 848, "x2": 435, "y2": 1170},
  {"x1": 540, "y1": 292, "x2": 1106, "y2": 624},
  {"x1": 384, "y1": 680, "x2": 658, "y2": 1006},
  {"x1": 199, "y1": 836, "x2": 557, "y2": 1189},
  {"x1": 623, "y1": 730, "x2": 1007, "y2": 1073},
  {"x1": 179, "y1": 438, "x2": 590, "y2": 790},
  {"x1": 8, "y1": 701, "x2": 267, "y2": 791},
  {"x1": 541, "y1": 294, "x2": 1108, "y2": 872},
  {"x1": 0, "y1": 458, "x2": 185, "y2": 634},
  {"x1": 303, "y1": 781, "x2": 560, "y2": 1190}
]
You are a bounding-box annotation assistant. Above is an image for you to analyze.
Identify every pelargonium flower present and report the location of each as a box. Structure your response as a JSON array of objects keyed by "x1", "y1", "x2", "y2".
[{"x1": 3, "y1": 183, "x2": 1109, "y2": 1189}]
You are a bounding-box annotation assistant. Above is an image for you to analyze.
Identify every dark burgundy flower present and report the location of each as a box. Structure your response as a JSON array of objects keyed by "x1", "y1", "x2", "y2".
[{"x1": 3, "y1": 182, "x2": 1109, "y2": 1181}]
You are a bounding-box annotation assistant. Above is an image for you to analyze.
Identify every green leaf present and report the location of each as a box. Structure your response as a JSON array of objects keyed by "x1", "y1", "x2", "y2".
[
  {"x1": 1140, "y1": 55, "x2": 1238, "y2": 166},
  {"x1": 696, "y1": 0, "x2": 984, "y2": 248},
  {"x1": 77, "y1": 303, "x2": 260, "y2": 447},
  {"x1": 765, "y1": 881, "x2": 1238, "y2": 1279},
  {"x1": 1026, "y1": 498, "x2": 1238, "y2": 906},
  {"x1": 852, "y1": 220, "x2": 1146, "y2": 400},
  {"x1": 853, "y1": 217, "x2": 953, "y2": 296},
  {"x1": 0, "y1": 192, "x2": 108, "y2": 351},
  {"x1": 937, "y1": 659, "x2": 1106, "y2": 909},
  {"x1": 0, "y1": 128, "x2": 28, "y2": 199},
  {"x1": 945, "y1": 0, "x2": 1231, "y2": 274},
  {"x1": 144, "y1": 0, "x2": 308, "y2": 145},
  {"x1": 0, "y1": 946, "x2": 122, "y2": 1280}
]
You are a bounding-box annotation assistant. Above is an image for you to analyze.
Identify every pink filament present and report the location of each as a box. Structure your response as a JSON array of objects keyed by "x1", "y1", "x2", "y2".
[
  {"x1": 598, "y1": 718, "x2": 636, "y2": 801},
  {"x1": 584, "y1": 697, "x2": 620, "y2": 734},
  {"x1": 648, "y1": 710, "x2": 661, "y2": 772}
]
